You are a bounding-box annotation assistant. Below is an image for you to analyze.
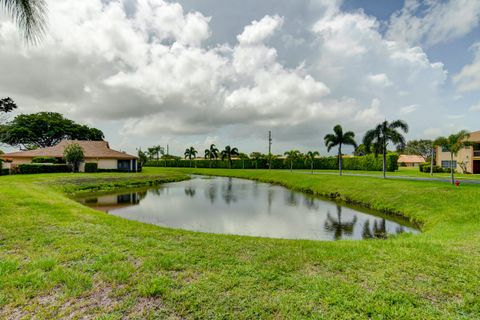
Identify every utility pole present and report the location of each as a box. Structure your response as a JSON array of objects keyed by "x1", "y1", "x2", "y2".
[
  {"x1": 167, "y1": 144, "x2": 169, "y2": 156},
  {"x1": 268, "y1": 130, "x2": 272, "y2": 170},
  {"x1": 268, "y1": 130, "x2": 272, "y2": 155}
]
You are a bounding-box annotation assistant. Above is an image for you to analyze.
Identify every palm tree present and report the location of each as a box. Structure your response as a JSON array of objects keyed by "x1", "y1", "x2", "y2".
[
  {"x1": 363, "y1": 120, "x2": 409, "y2": 179},
  {"x1": 284, "y1": 150, "x2": 301, "y2": 172},
  {"x1": 184, "y1": 146, "x2": 197, "y2": 167},
  {"x1": 324, "y1": 125, "x2": 357, "y2": 176},
  {"x1": 2, "y1": 0, "x2": 47, "y2": 44},
  {"x1": 250, "y1": 152, "x2": 263, "y2": 169},
  {"x1": 221, "y1": 146, "x2": 239, "y2": 169},
  {"x1": 204, "y1": 144, "x2": 219, "y2": 168},
  {"x1": 305, "y1": 151, "x2": 320, "y2": 174},
  {"x1": 434, "y1": 130, "x2": 470, "y2": 184},
  {"x1": 238, "y1": 153, "x2": 249, "y2": 169}
]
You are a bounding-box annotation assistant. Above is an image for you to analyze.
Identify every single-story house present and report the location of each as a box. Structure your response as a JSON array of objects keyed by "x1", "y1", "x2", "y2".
[
  {"x1": 436, "y1": 130, "x2": 480, "y2": 174},
  {"x1": 1, "y1": 140, "x2": 138, "y2": 172},
  {"x1": 398, "y1": 155, "x2": 426, "y2": 167}
]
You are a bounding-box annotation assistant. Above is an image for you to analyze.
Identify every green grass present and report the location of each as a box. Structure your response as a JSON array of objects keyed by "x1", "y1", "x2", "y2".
[{"x1": 0, "y1": 168, "x2": 479, "y2": 319}]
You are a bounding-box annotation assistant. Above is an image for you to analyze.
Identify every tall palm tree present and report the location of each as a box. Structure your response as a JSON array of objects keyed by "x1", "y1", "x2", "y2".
[
  {"x1": 221, "y1": 145, "x2": 239, "y2": 169},
  {"x1": 434, "y1": 130, "x2": 470, "y2": 184},
  {"x1": 305, "y1": 151, "x2": 320, "y2": 174},
  {"x1": 2, "y1": 0, "x2": 47, "y2": 44},
  {"x1": 184, "y1": 146, "x2": 197, "y2": 168},
  {"x1": 284, "y1": 150, "x2": 301, "y2": 172},
  {"x1": 324, "y1": 125, "x2": 357, "y2": 176},
  {"x1": 204, "y1": 144, "x2": 219, "y2": 168},
  {"x1": 249, "y1": 152, "x2": 263, "y2": 169},
  {"x1": 363, "y1": 120, "x2": 409, "y2": 179}
]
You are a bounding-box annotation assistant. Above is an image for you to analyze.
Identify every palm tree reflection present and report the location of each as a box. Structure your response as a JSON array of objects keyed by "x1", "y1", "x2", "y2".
[
  {"x1": 206, "y1": 183, "x2": 217, "y2": 204},
  {"x1": 184, "y1": 186, "x2": 196, "y2": 197},
  {"x1": 362, "y1": 219, "x2": 388, "y2": 239},
  {"x1": 222, "y1": 178, "x2": 237, "y2": 204},
  {"x1": 324, "y1": 205, "x2": 357, "y2": 240}
]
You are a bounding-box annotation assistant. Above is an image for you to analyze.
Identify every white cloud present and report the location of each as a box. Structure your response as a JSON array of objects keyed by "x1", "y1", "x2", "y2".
[
  {"x1": 236, "y1": 15, "x2": 283, "y2": 45},
  {"x1": 469, "y1": 102, "x2": 480, "y2": 112},
  {"x1": 399, "y1": 104, "x2": 418, "y2": 115},
  {"x1": 387, "y1": 0, "x2": 480, "y2": 47},
  {"x1": 453, "y1": 43, "x2": 480, "y2": 92}
]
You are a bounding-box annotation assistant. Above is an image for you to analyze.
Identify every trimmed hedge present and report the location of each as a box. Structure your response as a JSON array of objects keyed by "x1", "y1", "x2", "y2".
[
  {"x1": 419, "y1": 162, "x2": 449, "y2": 173},
  {"x1": 17, "y1": 164, "x2": 71, "y2": 174},
  {"x1": 32, "y1": 157, "x2": 62, "y2": 164},
  {"x1": 84, "y1": 163, "x2": 98, "y2": 173},
  {"x1": 1, "y1": 168, "x2": 9, "y2": 176},
  {"x1": 146, "y1": 154, "x2": 399, "y2": 172}
]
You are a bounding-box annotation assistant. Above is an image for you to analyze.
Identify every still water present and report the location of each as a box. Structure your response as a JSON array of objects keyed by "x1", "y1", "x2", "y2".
[{"x1": 76, "y1": 176, "x2": 419, "y2": 241}]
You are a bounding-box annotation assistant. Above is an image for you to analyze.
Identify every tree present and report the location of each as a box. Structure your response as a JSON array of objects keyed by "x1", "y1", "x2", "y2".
[
  {"x1": 221, "y1": 146, "x2": 239, "y2": 169},
  {"x1": 403, "y1": 139, "x2": 433, "y2": 160},
  {"x1": 305, "y1": 151, "x2": 320, "y2": 174},
  {"x1": 363, "y1": 120, "x2": 408, "y2": 179},
  {"x1": 0, "y1": 97, "x2": 17, "y2": 114},
  {"x1": 0, "y1": 112, "x2": 104, "y2": 150},
  {"x1": 204, "y1": 144, "x2": 219, "y2": 168},
  {"x1": 137, "y1": 149, "x2": 148, "y2": 167},
  {"x1": 324, "y1": 125, "x2": 357, "y2": 176},
  {"x1": 265, "y1": 153, "x2": 277, "y2": 169},
  {"x1": 284, "y1": 150, "x2": 301, "y2": 172},
  {"x1": 1, "y1": 0, "x2": 47, "y2": 44},
  {"x1": 147, "y1": 145, "x2": 163, "y2": 161},
  {"x1": 353, "y1": 144, "x2": 368, "y2": 156},
  {"x1": 63, "y1": 143, "x2": 84, "y2": 173},
  {"x1": 249, "y1": 152, "x2": 263, "y2": 169},
  {"x1": 184, "y1": 146, "x2": 197, "y2": 167},
  {"x1": 238, "y1": 153, "x2": 249, "y2": 169},
  {"x1": 434, "y1": 130, "x2": 470, "y2": 184}
]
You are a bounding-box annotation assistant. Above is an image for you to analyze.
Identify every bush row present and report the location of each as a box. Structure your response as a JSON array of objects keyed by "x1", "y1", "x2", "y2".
[
  {"x1": 32, "y1": 156, "x2": 64, "y2": 164},
  {"x1": 146, "y1": 154, "x2": 399, "y2": 172},
  {"x1": 16, "y1": 163, "x2": 71, "y2": 174},
  {"x1": 419, "y1": 163, "x2": 450, "y2": 173},
  {"x1": 85, "y1": 163, "x2": 98, "y2": 173}
]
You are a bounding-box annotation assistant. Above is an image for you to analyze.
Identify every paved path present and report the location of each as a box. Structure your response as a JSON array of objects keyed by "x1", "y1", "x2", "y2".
[{"x1": 286, "y1": 170, "x2": 480, "y2": 185}]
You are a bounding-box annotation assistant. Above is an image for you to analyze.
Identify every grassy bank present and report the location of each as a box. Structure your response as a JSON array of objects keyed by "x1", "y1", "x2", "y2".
[{"x1": 0, "y1": 168, "x2": 479, "y2": 319}]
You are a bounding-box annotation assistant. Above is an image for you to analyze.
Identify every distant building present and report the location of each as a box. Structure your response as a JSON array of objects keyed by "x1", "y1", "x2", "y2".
[
  {"x1": 398, "y1": 155, "x2": 426, "y2": 167},
  {"x1": 436, "y1": 130, "x2": 480, "y2": 174},
  {"x1": 1, "y1": 140, "x2": 138, "y2": 172}
]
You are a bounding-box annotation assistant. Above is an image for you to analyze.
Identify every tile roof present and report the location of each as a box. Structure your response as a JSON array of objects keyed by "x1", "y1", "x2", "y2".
[
  {"x1": 398, "y1": 154, "x2": 426, "y2": 163},
  {"x1": 1, "y1": 140, "x2": 137, "y2": 160}
]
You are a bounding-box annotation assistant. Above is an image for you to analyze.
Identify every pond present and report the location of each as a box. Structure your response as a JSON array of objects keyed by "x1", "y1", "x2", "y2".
[{"x1": 75, "y1": 176, "x2": 419, "y2": 241}]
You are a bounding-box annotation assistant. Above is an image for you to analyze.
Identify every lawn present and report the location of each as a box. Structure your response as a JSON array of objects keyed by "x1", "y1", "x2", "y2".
[{"x1": 0, "y1": 168, "x2": 479, "y2": 319}]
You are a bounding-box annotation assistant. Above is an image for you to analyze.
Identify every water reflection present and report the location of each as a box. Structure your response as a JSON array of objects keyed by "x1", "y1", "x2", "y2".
[
  {"x1": 75, "y1": 176, "x2": 419, "y2": 241},
  {"x1": 324, "y1": 205, "x2": 357, "y2": 240}
]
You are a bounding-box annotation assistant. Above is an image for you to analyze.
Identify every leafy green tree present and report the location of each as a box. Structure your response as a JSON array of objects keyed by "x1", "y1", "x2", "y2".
[
  {"x1": 184, "y1": 146, "x2": 197, "y2": 167},
  {"x1": 324, "y1": 125, "x2": 357, "y2": 176},
  {"x1": 284, "y1": 150, "x2": 301, "y2": 172},
  {"x1": 265, "y1": 153, "x2": 277, "y2": 169},
  {"x1": 204, "y1": 144, "x2": 219, "y2": 168},
  {"x1": 434, "y1": 130, "x2": 470, "y2": 184},
  {"x1": 403, "y1": 139, "x2": 433, "y2": 160},
  {"x1": 147, "y1": 145, "x2": 163, "y2": 161},
  {"x1": 305, "y1": 151, "x2": 320, "y2": 174},
  {"x1": 0, "y1": 112, "x2": 104, "y2": 150},
  {"x1": 137, "y1": 149, "x2": 148, "y2": 166},
  {"x1": 363, "y1": 120, "x2": 408, "y2": 179},
  {"x1": 1, "y1": 0, "x2": 47, "y2": 44},
  {"x1": 238, "y1": 153, "x2": 249, "y2": 169},
  {"x1": 221, "y1": 146, "x2": 239, "y2": 169},
  {"x1": 249, "y1": 152, "x2": 263, "y2": 169},
  {"x1": 353, "y1": 144, "x2": 368, "y2": 156},
  {"x1": 0, "y1": 97, "x2": 17, "y2": 114},
  {"x1": 63, "y1": 143, "x2": 84, "y2": 173}
]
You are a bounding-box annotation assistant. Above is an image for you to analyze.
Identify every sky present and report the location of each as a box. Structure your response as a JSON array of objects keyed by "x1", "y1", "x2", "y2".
[{"x1": 1, "y1": 0, "x2": 480, "y2": 156}]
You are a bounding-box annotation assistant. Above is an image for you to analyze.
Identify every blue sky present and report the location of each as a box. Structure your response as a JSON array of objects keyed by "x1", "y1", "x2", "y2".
[{"x1": 0, "y1": 0, "x2": 479, "y2": 156}]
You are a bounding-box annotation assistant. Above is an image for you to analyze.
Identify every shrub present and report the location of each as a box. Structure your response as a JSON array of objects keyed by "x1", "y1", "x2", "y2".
[
  {"x1": 419, "y1": 162, "x2": 448, "y2": 173},
  {"x1": 84, "y1": 163, "x2": 98, "y2": 173},
  {"x1": 145, "y1": 153, "x2": 400, "y2": 172},
  {"x1": 32, "y1": 157, "x2": 61, "y2": 164},
  {"x1": 63, "y1": 143, "x2": 85, "y2": 173},
  {"x1": 0, "y1": 168, "x2": 9, "y2": 176},
  {"x1": 17, "y1": 164, "x2": 70, "y2": 174}
]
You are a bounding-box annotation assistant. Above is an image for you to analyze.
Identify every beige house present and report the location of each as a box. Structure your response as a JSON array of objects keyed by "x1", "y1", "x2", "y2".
[
  {"x1": 1, "y1": 140, "x2": 138, "y2": 172},
  {"x1": 436, "y1": 130, "x2": 480, "y2": 174},
  {"x1": 398, "y1": 155, "x2": 426, "y2": 167}
]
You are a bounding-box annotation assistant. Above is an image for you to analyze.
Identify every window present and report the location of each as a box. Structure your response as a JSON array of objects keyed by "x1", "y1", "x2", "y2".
[
  {"x1": 441, "y1": 160, "x2": 457, "y2": 169},
  {"x1": 117, "y1": 160, "x2": 131, "y2": 171}
]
